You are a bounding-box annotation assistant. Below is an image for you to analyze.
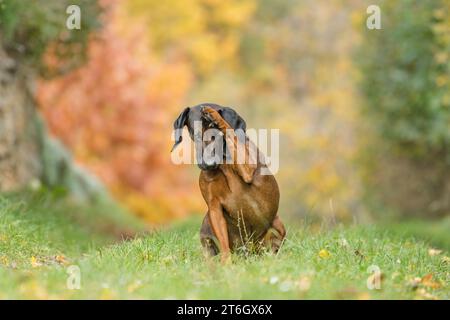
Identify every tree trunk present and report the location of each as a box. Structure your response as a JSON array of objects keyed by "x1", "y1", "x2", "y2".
[{"x1": 0, "y1": 46, "x2": 106, "y2": 200}]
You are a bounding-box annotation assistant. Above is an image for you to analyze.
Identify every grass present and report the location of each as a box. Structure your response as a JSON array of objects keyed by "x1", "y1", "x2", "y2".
[{"x1": 0, "y1": 192, "x2": 448, "y2": 299}]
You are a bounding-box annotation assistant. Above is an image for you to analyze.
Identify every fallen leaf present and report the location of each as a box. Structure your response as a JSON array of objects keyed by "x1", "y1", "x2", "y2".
[
  {"x1": 428, "y1": 248, "x2": 442, "y2": 256},
  {"x1": 127, "y1": 280, "x2": 142, "y2": 293},
  {"x1": 421, "y1": 274, "x2": 441, "y2": 289},
  {"x1": 55, "y1": 255, "x2": 68, "y2": 265},
  {"x1": 318, "y1": 249, "x2": 331, "y2": 259},
  {"x1": 30, "y1": 256, "x2": 42, "y2": 268}
]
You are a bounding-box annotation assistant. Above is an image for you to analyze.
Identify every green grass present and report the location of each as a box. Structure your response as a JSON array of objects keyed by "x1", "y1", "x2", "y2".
[{"x1": 0, "y1": 193, "x2": 448, "y2": 299}]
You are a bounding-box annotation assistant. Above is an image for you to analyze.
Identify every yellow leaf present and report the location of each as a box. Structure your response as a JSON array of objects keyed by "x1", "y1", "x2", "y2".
[
  {"x1": 318, "y1": 249, "x2": 331, "y2": 259},
  {"x1": 30, "y1": 256, "x2": 42, "y2": 268},
  {"x1": 357, "y1": 292, "x2": 371, "y2": 300},
  {"x1": 127, "y1": 280, "x2": 142, "y2": 293},
  {"x1": 99, "y1": 288, "x2": 115, "y2": 300}
]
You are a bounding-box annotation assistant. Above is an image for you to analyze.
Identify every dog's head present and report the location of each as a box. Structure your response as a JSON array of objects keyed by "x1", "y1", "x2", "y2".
[{"x1": 171, "y1": 103, "x2": 246, "y2": 170}]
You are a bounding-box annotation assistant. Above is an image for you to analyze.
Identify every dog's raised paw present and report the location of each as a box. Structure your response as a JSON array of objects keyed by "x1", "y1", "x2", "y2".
[
  {"x1": 201, "y1": 106, "x2": 232, "y2": 131},
  {"x1": 201, "y1": 106, "x2": 220, "y2": 124}
]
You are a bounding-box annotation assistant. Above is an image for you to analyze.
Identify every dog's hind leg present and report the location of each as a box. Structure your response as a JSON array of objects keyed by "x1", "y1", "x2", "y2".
[
  {"x1": 262, "y1": 215, "x2": 286, "y2": 254},
  {"x1": 200, "y1": 214, "x2": 220, "y2": 257}
]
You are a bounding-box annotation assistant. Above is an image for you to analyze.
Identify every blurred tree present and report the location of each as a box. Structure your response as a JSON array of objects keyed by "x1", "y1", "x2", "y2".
[
  {"x1": 359, "y1": 0, "x2": 449, "y2": 158},
  {"x1": 357, "y1": 0, "x2": 450, "y2": 217},
  {"x1": 37, "y1": 0, "x2": 261, "y2": 222},
  {"x1": 193, "y1": 0, "x2": 370, "y2": 222},
  {"x1": 37, "y1": 0, "x2": 201, "y2": 222},
  {"x1": 24, "y1": 0, "x2": 444, "y2": 224},
  {"x1": 0, "y1": 0, "x2": 100, "y2": 76},
  {"x1": 0, "y1": 0, "x2": 107, "y2": 199},
  {"x1": 127, "y1": 0, "x2": 256, "y2": 77}
]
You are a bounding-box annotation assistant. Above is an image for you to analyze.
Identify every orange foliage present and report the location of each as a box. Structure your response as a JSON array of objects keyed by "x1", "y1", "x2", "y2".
[{"x1": 37, "y1": 0, "x2": 202, "y2": 222}]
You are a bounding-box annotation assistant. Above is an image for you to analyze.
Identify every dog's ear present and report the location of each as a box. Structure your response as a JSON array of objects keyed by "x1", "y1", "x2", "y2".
[
  {"x1": 218, "y1": 107, "x2": 246, "y2": 132},
  {"x1": 171, "y1": 107, "x2": 190, "y2": 152}
]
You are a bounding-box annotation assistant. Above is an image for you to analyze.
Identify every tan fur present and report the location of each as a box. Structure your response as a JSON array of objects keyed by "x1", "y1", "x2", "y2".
[{"x1": 199, "y1": 106, "x2": 285, "y2": 263}]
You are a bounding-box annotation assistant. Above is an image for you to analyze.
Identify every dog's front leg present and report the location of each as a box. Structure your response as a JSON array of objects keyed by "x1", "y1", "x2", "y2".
[
  {"x1": 208, "y1": 199, "x2": 231, "y2": 263},
  {"x1": 202, "y1": 106, "x2": 257, "y2": 183}
]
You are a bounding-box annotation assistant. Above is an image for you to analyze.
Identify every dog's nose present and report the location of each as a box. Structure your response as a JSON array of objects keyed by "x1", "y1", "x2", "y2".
[{"x1": 198, "y1": 163, "x2": 219, "y2": 171}]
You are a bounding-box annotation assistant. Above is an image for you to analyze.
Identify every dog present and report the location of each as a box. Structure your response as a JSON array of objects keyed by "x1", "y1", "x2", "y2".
[{"x1": 171, "y1": 103, "x2": 285, "y2": 262}]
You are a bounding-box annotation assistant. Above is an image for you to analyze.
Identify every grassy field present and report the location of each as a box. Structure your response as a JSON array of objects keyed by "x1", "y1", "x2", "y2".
[{"x1": 0, "y1": 193, "x2": 448, "y2": 299}]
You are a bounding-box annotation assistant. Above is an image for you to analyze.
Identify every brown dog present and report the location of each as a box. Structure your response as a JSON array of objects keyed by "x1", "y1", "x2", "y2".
[{"x1": 171, "y1": 104, "x2": 285, "y2": 262}]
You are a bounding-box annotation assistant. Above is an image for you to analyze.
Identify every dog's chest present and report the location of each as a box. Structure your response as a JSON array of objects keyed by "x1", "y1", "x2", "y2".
[{"x1": 223, "y1": 185, "x2": 274, "y2": 231}]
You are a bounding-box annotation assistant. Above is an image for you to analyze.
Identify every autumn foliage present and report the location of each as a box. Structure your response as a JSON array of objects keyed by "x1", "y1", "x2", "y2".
[
  {"x1": 37, "y1": 1, "x2": 199, "y2": 222},
  {"x1": 35, "y1": 0, "x2": 448, "y2": 223},
  {"x1": 36, "y1": 0, "x2": 259, "y2": 222}
]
